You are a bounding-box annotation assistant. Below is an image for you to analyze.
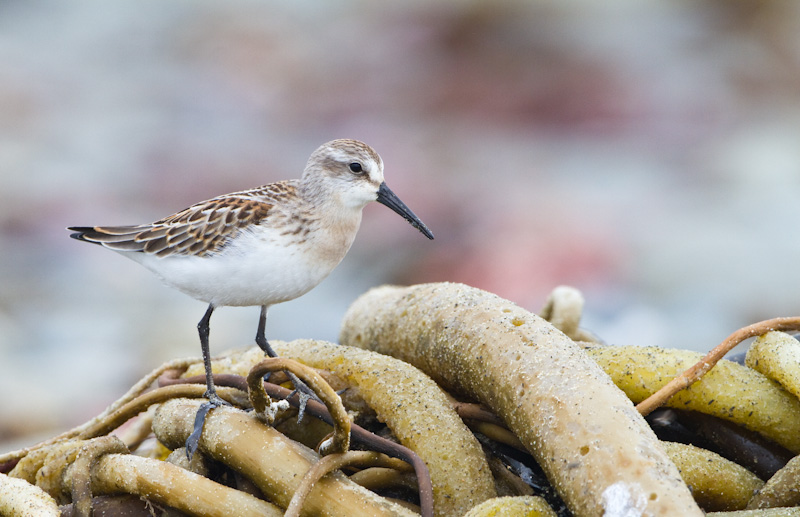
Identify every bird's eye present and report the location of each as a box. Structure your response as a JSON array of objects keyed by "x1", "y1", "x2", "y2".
[{"x1": 349, "y1": 162, "x2": 363, "y2": 174}]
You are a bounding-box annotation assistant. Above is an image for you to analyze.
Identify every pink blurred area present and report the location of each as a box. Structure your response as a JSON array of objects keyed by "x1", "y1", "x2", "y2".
[{"x1": 2, "y1": 1, "x2": 800, "y2": 447}]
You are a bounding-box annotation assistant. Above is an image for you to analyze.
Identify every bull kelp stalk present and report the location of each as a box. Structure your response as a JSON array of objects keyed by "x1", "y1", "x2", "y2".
[{"x1": 340, "y1": 282, "x2": 704, "y2": 517}]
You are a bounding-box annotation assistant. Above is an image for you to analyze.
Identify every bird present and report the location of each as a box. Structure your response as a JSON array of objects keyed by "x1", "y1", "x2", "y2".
[{"x1": 68, "y1": 139, "x2": 434, "y2": 412}]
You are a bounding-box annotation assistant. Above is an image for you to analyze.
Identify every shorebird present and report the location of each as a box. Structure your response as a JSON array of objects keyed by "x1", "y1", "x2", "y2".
[{"x1": 69, "y1": 139, "x2": 434, "y2": 412}]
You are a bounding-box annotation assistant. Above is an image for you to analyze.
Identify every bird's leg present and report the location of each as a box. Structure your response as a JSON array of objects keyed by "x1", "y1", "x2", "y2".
[
  {"x1": 255, "y1": 305, "x2": 278, "y2": 357},
  {"x1": 198, "y1": 304, "x2": 229, "y2": 407},
  {"x1": 187, "y1": 303, "x2": 230, "y2": 459},
  {"x1": 255, "y1": 305, "x2": 317, "y2": 420}
]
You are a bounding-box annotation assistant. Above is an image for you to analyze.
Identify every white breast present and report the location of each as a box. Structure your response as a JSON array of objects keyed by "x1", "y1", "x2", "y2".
[{"x1": 132, "y1": 217, "x2": 358, "y2": 307}]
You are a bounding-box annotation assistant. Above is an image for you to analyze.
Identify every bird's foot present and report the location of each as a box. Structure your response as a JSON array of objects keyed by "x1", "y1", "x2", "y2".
[
  {"x1": 265, "y1": 371, "x2": 319, "y2": 423},
  {"x1": 204, "y1": 390, "x2": 232, "y2": 408},
  {"x1": 185, "y1": 392, "x2": 230, "y2": 460},
  {"x1": 287, "y1": 386, "x2": 313, "y2": 423}
]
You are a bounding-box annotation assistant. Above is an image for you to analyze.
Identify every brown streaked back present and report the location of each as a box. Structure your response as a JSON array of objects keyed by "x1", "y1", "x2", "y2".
[{"x1": 68, "y1": 189, "x2": 282, "y2": 258}]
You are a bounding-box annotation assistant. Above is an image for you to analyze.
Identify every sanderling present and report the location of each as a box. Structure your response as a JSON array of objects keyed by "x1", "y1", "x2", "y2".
[{"x1": 69, "y1": 139, "x2": 433, "y2": 409}]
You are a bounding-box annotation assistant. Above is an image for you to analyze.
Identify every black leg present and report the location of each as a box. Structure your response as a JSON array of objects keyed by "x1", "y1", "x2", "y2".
[
  {"x1": 197, "y1": 303, "x2": 228, "y2": 406},
  {"x1": 254, "y1": 304, "x2": 317, "y2": 420},
  {"x1": 255, "y1": 305, "x2": 278, "y2": 357},
  {"x1": 187, "y1": 303, "x2": 229, "y2": 460}
]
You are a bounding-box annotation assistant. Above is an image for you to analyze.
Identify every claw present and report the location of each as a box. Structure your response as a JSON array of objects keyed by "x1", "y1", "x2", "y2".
[
  {"x1": 204, "y1": 391, "x2": 231, "y2": 408},
  {"x1": 185, "y1": 395, "x2": 228, "y2": 460},
  {"x1": 285, "y1": 373, "x2": 319, "y2": 423},
  {"x1": 261, "y1": 370, "x2": 319, "y2": 423},
  {"x1": 290, "y1": 389, "x2": 312, "y2": 423}
]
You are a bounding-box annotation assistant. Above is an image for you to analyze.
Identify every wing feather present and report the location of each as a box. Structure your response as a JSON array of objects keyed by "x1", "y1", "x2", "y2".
[
  {"x1": 134, "y1": 227, "x2": 168, "y2": 242},
  {"x1": 68, "y1": 193, "x2": 276, "y2": 257},
  {"x1": 142, "y1": 236, "x2": 169, "y2": 254}
]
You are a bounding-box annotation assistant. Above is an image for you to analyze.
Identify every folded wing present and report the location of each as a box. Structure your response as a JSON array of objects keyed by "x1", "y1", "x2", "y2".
[{"x1": 69, "y1": 196, "x2": 273, "y2": 258}]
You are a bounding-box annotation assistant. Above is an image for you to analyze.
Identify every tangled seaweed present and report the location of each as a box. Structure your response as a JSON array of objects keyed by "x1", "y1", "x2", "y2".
[{"x1": 2, "y1": 281, "x2": 800, "y2": 516}]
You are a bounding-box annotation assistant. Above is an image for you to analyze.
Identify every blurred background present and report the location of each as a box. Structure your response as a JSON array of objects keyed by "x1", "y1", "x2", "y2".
[{"x1": 2, "y1": 0, "x2": 800, "y2": 449}]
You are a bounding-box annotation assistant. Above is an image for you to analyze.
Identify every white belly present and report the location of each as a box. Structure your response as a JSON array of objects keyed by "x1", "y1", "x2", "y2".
[{"x1": 133, "y1": 226, "x2": 353, "y2": 307}]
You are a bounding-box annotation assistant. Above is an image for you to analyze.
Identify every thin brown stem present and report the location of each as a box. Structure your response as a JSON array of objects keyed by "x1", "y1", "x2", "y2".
[
  {"x1": 79, "y1": 384, "x2": 240, "y2": 440},
  {"x1": 636, "y1": 317, "x2": 800, "y2": 416},
  {"x1": 0, "y1": 358, "x2": 200, "y2": 469},
  {"x1": 69, "y1": 436, "x2": 129, "y2": 517},
  {"x1": 285, "y1": 451, "x2": 400, "y2": 517},
  {"x1": 247, "y1": 357, "x2": 351, "y2": 454},
  {"x1": 452, "y1": 401, "x2": 506, "y2": 426},
  {"x1": 164, "y1": 372, "x2": 434, "y2": 517}
]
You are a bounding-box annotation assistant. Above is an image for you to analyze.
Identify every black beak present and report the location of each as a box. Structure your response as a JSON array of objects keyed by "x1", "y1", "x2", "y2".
[{"x1": 376, "y1": 182, "x2": 434, "y2": 240}]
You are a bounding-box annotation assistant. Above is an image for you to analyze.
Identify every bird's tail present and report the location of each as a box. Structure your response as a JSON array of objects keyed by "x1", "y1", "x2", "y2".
[{"x1": 66, "y1": 225, "x2": 148, "y2": 252}]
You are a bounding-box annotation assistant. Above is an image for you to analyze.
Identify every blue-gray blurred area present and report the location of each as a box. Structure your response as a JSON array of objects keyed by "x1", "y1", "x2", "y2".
[{"x1": 2, "y1": 1, "x2": 800, "y2": 446}]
